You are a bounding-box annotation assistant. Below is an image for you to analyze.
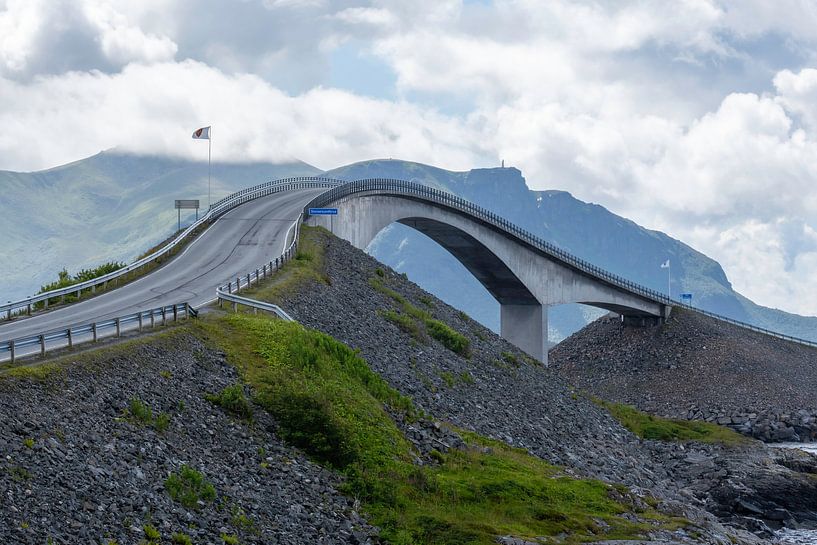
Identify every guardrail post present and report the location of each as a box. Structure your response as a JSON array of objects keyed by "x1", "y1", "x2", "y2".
[
  {"x1": 275, "y1": 257, "x2": 279, "y2": 270},
  {"x1": 138, "y1": 312, "x2": 143, "y2": 332},
  {"x1": 150, "y1": 310, "x2": 155, "y2": 328},
  {"x1": 27, "y1": 303, "x2": 31, "y2": 315},
  {"x1": 232, "y1": 301, "x2": 237, "y2": 312},
  {"x1": 218, "y1": 296, "x2": 223, "y2": 309},
  {"x1": 246, "y1": 273, "x2": 251, "y2": 287},
  {"x1": 40, "y1": 335, "x2": 45, "y2": 357},
  {"x1": 60, "y1": 295, "x2": 65, "y2": 304},
  {"x1": 262, "y1": 264, "x2": 267, "y2": 278},
  {"x1": 67, "y1": 328, "x2": 73, "y2": 348},
  {"x1": 236, "y1": 277, "x2": 241, "y2": 293},
  {"x1": 162, "y1": 307, "x2": 167, "y2": 326},
  {"x1": 92, "y1": 323, "x2": 98, "y2": 342},
  {"x1": 44, "y1": 298, "x2": 48, "y2": 310},
  {"x1": 115, "y1": 318, "x2": 121, "y2": 337},
  {"x1": 10, "y1": 340, "x2": 15, "y2": 363},
  {"x1": 255, "y1": 268, "x2": 259, "y2": 283},
  {"x1": 91, "y1": 284, "x2": 96, "y2": 294},
  {"x1": 173, "y1": 305, "x2": 178, "y2": 322}
]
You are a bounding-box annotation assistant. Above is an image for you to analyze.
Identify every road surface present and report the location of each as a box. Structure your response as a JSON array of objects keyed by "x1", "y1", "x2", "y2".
[{"x1": 0, "y1": 187, "x2": 325, "y2": 342}]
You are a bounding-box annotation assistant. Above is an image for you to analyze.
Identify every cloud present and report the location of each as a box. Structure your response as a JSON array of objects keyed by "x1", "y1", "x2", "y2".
[
  {"x1": 0, "y1": 60, "x2": 480, "y2": 172},
  {"x1": 2, "y1": 0, "x2": 817, "y2": 316}
]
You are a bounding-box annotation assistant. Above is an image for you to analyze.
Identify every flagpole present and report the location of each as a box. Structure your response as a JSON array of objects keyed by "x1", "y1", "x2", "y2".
[{"x1": 208, "y1": 128, "x2": 212, "y2": 209}]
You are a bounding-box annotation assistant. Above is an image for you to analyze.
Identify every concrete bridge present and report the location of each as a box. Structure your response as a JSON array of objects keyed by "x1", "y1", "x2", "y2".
[{"x1": 305, "y1": 179, "x2": 672, "y2": 365}]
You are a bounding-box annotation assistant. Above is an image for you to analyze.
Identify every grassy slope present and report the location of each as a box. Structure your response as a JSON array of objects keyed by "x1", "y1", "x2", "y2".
[
  {"x1": 596, "y1": 399, "x2": 750, "y2": 446},
  {"x1": 196, "y1": 226, "x2": 688, "y2": 544},
  {"x1": 194, "y1": 314, "x2": 681, "y2": 545}
]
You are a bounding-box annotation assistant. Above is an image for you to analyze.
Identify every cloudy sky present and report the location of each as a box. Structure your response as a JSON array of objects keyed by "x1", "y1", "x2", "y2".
[{"x1": 2, "y1": 0, "x2": 817, "y2": 316}]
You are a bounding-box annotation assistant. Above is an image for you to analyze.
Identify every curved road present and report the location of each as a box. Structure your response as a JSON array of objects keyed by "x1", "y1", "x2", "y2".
[{"x1": 0, "y1": 188, "x2": 325, "y2": 341}]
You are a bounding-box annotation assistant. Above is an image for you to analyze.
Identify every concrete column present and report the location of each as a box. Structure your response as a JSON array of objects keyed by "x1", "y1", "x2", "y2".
[{"x1": 500, "y1": 303, "x2": 548, "y2": 366}]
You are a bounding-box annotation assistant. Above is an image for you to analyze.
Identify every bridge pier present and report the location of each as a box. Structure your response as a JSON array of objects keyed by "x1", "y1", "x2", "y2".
[{"x1": 500, "y1": 303, "x2": 547, "y2": 366}]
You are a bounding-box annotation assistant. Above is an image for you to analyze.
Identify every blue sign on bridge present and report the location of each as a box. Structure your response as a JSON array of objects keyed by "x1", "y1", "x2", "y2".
[{"x1": 309, "y1": 208, "x2": 338, "y2": 215}]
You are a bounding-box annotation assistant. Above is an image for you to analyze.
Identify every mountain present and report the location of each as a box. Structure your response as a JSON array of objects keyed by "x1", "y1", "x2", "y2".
[
  {"x1": 0, "y1": 150, "x2": 319, "y2": 301},
  {"x1": 323, "y1": 159, "x2": 817, "y2": 342}
]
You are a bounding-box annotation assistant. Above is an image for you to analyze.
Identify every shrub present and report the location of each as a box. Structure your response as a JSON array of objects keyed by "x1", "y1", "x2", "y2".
[
  {"x1": 128, "y1": 398, "x2": 153, "y2": 425},
  {"x1": 165, "y1": 465, "x2": 217, "y2": 509},
  {"x1": 155, "y1": 412, "x2": 171, "y2": 433},
  {"x1": 425, "y1": 319, "x2": 470, "y2": 357},
  {"x1": 205, "y1": 384, "x2": 253, "y2": 420},
  {"x1": 380, "y1": 309, "x2": 424, "y2": 341},
  {"x1": 171, "y1": 533, "x2": 192, "y2": 545},
  {"x1": 143, "y1": 524, "x2": 160, "y2": 541}
]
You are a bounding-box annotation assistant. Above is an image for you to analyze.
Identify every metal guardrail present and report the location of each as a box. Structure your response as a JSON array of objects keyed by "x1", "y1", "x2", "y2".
[
  {"x1": 304, "y1": 178, "x2": 817, "y2": 350},
  {"x1": 214, "y1": 215, "x2": 301, "y2": 321},
  {"x1": 1, "y1": 177, "x2": 344, "y2": 320},
  {"x1": 0, "y1": 303, "x2": 196, "y2": 364}
]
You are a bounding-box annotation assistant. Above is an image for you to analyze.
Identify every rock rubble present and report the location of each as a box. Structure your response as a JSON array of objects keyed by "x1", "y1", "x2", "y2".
[
  {"x1": 0, "y1": 334, "x2": 377, "y2": 545},
  {"x1": 277, "y1": 231, "x2": 817, "y2": 541}
]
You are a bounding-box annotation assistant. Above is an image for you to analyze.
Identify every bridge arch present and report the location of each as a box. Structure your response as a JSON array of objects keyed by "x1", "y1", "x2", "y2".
[{"x1": 305, "y1": 180, "x2": 670, "y2": 364}]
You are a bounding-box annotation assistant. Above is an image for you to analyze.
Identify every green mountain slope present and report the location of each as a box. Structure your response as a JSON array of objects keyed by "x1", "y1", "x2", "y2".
[{"x1": 0, "y1": 150, "x2": 319, "y2": 301}]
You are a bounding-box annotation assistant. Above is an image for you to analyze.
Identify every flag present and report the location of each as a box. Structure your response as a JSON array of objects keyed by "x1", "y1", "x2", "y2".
[
  {"x1": 660, "y1": 259, "x2": 670, "y2": 268},
  {"x1": 192, "y1": 126, "x2": 210, "y2": 139}
]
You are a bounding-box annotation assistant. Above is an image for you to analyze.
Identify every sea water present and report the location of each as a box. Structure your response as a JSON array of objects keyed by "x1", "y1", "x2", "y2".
[{"x1": 773, "y1": 444, "x2": 817, "y2": 544}]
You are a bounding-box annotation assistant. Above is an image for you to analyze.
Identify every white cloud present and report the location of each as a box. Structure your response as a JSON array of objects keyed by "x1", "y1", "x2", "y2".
[
  {"x1": 0, "y1": 60, "x2": 479, "y2": 173},
  {"x1": 2, "y1": 0, "x2": 817, "y2": 317}
]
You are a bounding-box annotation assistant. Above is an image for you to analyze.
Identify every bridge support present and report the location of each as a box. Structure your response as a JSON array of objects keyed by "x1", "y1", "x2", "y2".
[{"x1": 500, "y1": 304, "x2": 547, "y2": 366}]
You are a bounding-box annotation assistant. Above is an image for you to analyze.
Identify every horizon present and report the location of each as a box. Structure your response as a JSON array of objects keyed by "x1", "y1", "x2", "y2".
[{"x1": 2, "y1": 1, "x2": 816, "y2": 316}]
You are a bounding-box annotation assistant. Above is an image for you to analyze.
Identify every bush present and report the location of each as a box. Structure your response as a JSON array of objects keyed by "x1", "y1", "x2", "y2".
[
  {"x1": 205, "y1": 384, "x2": 253, "y2": 420},
  {"x1": 165, "y1": 465, "x2": 217, "y2": 509},
  {"x1": 38, "y1": 262, "x2": 125, "y2": 294},
  {"x1": 425, "y1": 319, "x2": 470, "y2": 357}
]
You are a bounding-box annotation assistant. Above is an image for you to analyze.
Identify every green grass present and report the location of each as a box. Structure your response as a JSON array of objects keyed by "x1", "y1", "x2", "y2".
[
  {"x1": 205, "y1": 384, "x2": 254, "y2": 420},
  {"x1": 195, "y1": 314, "x2": 683, "y2": 544},
  {"x1": 125, "y1": 398, "x2": 171, "y2": 433},
  {"x1": 0, "y1": 328, "x2": 189, "y2": 381},
  {"x1": 370, "y1": 276, "x2": 470, "y2": 357},
  {"x1": 425, "y1": 319, "x2": 470, "y2": 357},
  {"x1": 165, "y1": 464, "x2": 217, "y2": 509},
  {"x1": 380, "y1": 309, "x2": 425, "y2": 342},
  {"x1": 597, "y1": 399, "x2": 750, "y2": 445},
  {"x1": 128, "y1": 398, "x2": 153, "y2": 425},
  {"x1": 171, "y1": 533, "x2": 193, "y2": 545},
  {"x1": 242, "y1": 225, "x2": 329, "y2": 303}
]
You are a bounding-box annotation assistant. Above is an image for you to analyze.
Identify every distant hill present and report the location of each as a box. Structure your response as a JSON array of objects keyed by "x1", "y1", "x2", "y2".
[
  {"x1": 324, "y1": 159, "x2": 817, "y2": 342},
  {"x1": 0, "y1": 150, "x2": 319, "y2": 301}
]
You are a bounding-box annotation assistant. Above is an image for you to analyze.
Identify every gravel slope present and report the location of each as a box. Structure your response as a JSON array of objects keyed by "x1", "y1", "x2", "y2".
[
  {"x1": 550, "y1": 310, "x2": 817, "y2": 441},
  {"x1": 0, "y1": 332, "x2": 376, "y2": 545},
  {"x1": 275, "y1": 230, "x2": 817, "y2": 542}
]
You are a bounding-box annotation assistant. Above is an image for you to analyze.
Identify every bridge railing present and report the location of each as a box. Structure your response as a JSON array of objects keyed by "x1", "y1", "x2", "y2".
[
  {"x1": 304, "y1": 178, "x2": 817, "y2": 350},
  {"x1": 213, "y1": 215, "x2": 302, "y2": 321},
  {"x1": 304, "y1": 178, "x2": 676, "y2": 304},
  {"x1": 0, "y1": 303, "x2": 197, "y2": 363},
  {"x1": 1, "y1": 177, "x2": 344, "y2": 320}
]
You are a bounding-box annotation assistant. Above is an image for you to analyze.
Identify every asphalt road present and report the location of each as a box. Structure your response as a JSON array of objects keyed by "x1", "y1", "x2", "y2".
[{"x1": 0, "y1": 187, "x2": 326, "y2": 341}]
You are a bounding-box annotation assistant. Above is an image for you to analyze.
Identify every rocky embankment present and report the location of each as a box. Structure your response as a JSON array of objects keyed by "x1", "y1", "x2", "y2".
[
  {"x1": 550, "y1": 311, "x2": 817, "y2": 443},
  {"x1": 0, "y1": 333, "x2": 376, "y2": 544},
  {"x1": 3, "y1": 229, "x2": 817, "y2": 543},
  {"x1": 274, "y1": 230, "x2": 817, "y2": 540}
]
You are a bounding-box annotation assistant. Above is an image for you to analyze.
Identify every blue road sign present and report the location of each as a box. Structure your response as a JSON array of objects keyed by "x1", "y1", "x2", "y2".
[
  {"x1": 680, "y1": 293, "x2": 693, "y2": 302},
  {"x1": 309, "y1": 208, "x2": 338, "y2": 215}
]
